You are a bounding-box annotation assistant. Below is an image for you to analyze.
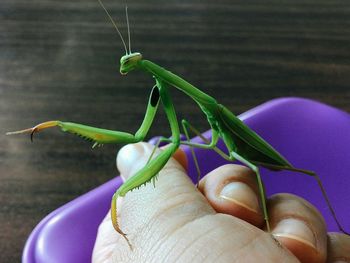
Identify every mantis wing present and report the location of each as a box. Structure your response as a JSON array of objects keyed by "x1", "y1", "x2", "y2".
[{"x1": 218, "y1": 104, "x2": 292, "y2": 168}]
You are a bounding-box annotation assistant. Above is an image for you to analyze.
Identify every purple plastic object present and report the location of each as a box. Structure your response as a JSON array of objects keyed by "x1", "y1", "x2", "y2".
[{"x1": 23, "y1": 98, "x2": 350, "y2": 263}]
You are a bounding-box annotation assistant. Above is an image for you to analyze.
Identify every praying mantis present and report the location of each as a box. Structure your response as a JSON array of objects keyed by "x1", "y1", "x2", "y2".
[{"x1": 7, "y1": 0, "x2": 349, "y2": 250}]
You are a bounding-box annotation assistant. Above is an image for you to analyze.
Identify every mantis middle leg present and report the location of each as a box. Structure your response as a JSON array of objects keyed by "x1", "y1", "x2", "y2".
[{"x1": 153, "y1": 119, "x2": 220, "y2": 184}]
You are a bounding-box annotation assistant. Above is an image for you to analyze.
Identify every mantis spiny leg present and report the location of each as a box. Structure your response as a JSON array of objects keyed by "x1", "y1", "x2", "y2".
[
  {"x1": 111, "y1": 141, "x2": 180, "y2": 250},
  {"x1": 110, "y1": 80, "x2": 182, "y2": 248},
  {"x1": 111, "y1": 193, "x2": 132, "y2": 250},
  {"x1": 6, "y1": 86, "x2": 161, "y2": 146}
]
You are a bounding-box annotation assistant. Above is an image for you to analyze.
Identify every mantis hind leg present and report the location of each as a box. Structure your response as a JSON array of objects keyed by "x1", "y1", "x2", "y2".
[
  {"x1": 310, "y1": 171, "x2": 349, "y2": 235},
  {"x1": 230, "y1": 151, "x2": 271, "y2": 232},
  {"x1": 255, "y1": 162, "x2": 350, "y2": 235}
]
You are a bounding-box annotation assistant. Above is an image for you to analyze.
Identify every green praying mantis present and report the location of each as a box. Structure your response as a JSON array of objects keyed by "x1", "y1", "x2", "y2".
[{"x1": 7, "y1": 0, "x2": 349, "y2": 249}]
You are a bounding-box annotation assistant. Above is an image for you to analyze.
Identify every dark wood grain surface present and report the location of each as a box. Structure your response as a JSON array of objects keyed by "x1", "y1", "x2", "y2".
[{"x1": 1, "y1": 0, "x2": 350, "y2": 261}]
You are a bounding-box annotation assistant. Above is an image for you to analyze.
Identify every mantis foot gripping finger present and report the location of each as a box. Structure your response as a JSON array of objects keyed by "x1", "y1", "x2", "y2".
[{"x1": 111, "y1": 193, "x2": 133, "y2": 250}]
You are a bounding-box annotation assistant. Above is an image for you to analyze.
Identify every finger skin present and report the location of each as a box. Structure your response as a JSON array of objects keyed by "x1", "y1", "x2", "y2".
[
  {"x1": 172, "y1": 147, "x2": 188, "y2": 171},
  {"x1": 198, "y1": 164, "x2": 264, "y2": 227},
  {"x1": 95, "y1": 143, "x2": 300, "y2": 263},
  {"x1": 94, "y1": 143, "x2": 341, "y2": 263},
  {"x1": 327, "y1": 232, "x2": 350, "y2": 262},
  {"x1": 198, "y1": 165, "x2": 330, "y2": 263},
  {"x1": 269, "y1": 194, "x2": 327, "y2": 263}
]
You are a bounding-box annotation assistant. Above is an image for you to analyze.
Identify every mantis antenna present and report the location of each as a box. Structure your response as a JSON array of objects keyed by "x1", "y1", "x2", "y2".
[
  {"x1": 125, "y1": 5, "x2": 131, "y2": 54},
  {"x1": 97, "y1": 0, "x2": 128, "y2": 54}
]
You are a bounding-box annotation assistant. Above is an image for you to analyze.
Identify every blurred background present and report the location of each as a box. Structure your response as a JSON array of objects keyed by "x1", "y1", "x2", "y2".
[{"x1": 1, "y1": 0, "x2": 350, "y2": 261}]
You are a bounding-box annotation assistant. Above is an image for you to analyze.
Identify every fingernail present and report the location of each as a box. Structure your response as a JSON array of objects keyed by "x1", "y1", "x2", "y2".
[
  {"x1": 117, "y1": 143, "x2": 145, "y2": 179},
  {"x1": 273, "y1": 218, "x2": 317, "y2": 249},
  {"x1": 219, "y1": 182, "x2": 260, "y2": 213}
]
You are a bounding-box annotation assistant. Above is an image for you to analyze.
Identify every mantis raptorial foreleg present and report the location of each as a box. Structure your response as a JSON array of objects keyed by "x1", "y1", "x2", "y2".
[
  {"x1": 110, "y1": 80, "x2": 182, "y2": 249},
  {"x1": 111, "y1": 140, "x2": 179, "y2": 249},
  {"x1": 7, "y1": 86, "x2": 160, "y2": 146},
  {"x1": 7, "y1": 86, "x2": 161, "y2": 249}
]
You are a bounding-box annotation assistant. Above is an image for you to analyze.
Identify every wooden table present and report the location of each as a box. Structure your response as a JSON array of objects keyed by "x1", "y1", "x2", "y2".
[{"x1": 1, "y1": 0, "x2": 349, "y2": 261}]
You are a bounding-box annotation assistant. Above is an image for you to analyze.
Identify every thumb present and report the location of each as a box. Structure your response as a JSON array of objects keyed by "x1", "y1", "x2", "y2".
[{"x1": 115, "y1": 142, "x2": 215, "y2": 248}]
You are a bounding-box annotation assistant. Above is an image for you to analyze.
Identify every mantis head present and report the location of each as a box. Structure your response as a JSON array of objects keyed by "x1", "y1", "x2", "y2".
[{"x1": 120, "y1": 52, "x2": 142, "y2": 75}]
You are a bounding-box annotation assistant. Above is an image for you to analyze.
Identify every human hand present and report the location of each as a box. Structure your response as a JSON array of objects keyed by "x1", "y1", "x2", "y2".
[{"x1": 92, "y1": 142, "x2": 350, "y2": 263}]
